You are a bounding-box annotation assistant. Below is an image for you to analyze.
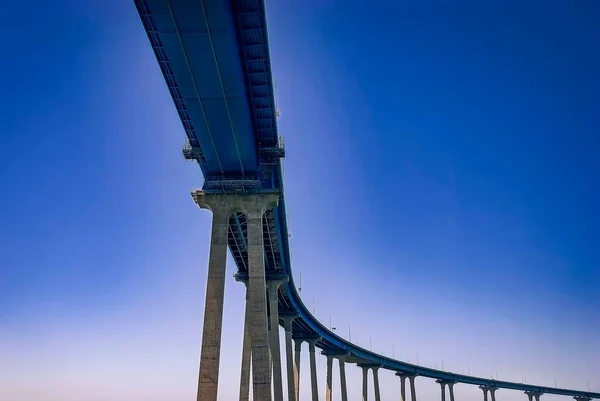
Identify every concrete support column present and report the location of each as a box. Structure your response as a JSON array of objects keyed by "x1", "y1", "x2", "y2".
[
  {"x1": 361, "y1": 366, "x2": 369, "y2": 401},
  {"x1": 237, "y1": 193, "x2": 279, "y2": 400},
  {"x1": 281, "y1": 315, "x2": 298, "y2": 401},
  {"x1": 437, "y1": 381, "x2": 456, "y2": 401},
  {"x1": 192, "y1": 192, "x2": 231, "y2": 401},
  {"x1": 372, "y1": 367, "x2": 382, "y2": 401},
  {"x1": 449, "y1": 383, "x2": 456, "y2": 401},
  {"x1": 438, "y1": 381, "x2": 447, "y2": 401},
  {"x1": 267, "y1": 278, "x2": 287, "y2": 401},
  {"x1": 338, "y1": 357, "x2": 348, "y2": 401},
  {"x1": 490, "y1": 388, "x2": 497, "y2": 401},
  {"x1": 325, "y1": 355, "x2": 334, "y2": 401},
  {"x1": 408, "y1": 374, "x2": 418, "y2": 401},
  {"x1": 307, "y1": 338, "x2": 320, "y2": 401},
  {"x1": 395, "y1": 373, "x2": 407, "y2": 401},
  {"x1": 238, "y1": 280, "x2": 251, "y2": 401},
  {"x1": 294, "y1": 340, "x2": 302, "y2": 401},
  {"x1": 481, "y1": 386, "x2": 489, "y2": 401}
]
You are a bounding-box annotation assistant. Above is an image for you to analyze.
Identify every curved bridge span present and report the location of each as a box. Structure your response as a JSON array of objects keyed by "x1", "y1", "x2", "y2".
[{"x1": 133, "y1": 1, "x2": 598, "y2": 400}]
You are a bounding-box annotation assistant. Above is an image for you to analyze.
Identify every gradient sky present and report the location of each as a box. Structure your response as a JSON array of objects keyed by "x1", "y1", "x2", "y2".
[{"x1": 1, "y1": 1, "x2": 599, "y2": 400}]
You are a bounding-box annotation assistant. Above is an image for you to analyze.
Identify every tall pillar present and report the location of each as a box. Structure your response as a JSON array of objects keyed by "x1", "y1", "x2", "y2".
[
  {"x1": 294, "y1": 339, "x2": 302, "y2": 401},
  {"x1": 449, "y1": 383, "x2": 456, "y2": 401},
  {"x1": 267, "y1": 277, "x2": 287, "y2": 401},
  {"x1": 241, "y1": 193, "x2": 279, "y2": 400},
  {"x1": 192, "y1": 192, "x2": 232, "y2": 401},
  {"x1": 408, "y1": 374, "x2": 418, "y2": 401},
  {"x1": 281, "y1": 314, "x2": 298, "y2": 401},
  {"x1": 481, "y1": 386, "x2": 489, "y2": 401},
  {"x1": 490, "y1": 388, "x2": 497, "y2": 401},
  {"x1": 437, "y1": 381, "x2": 446, "y2": 401},
  {"x1": 396, "y1": 373, "x2": 407, "y2": 401},
  {"x1": 307, "y1": 338, "x2": 320, "y2": 401},
  {"x1": 373, "y1": 367, "x2": 382, "y2": 401},
  {"x1": 338, "y1": 356, "x2": 348, "y2": 401},
  {"x1": 361, "y1": 366, "x2": 369, "y2": 401},
  {"x1": 325, "y1": 355, "x2": 334, "y2": 401},
  {"x1": 237, "y1": 279, "x2": 251, "y2": 401}
]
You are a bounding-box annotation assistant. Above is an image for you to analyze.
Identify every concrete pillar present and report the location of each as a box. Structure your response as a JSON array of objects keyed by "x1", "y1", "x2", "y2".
[
  {"x1": 395, "y1": 373, "x2": 407, "y2": 401},
  {"x1": 373, "y1": 367, "x2": 382, "y2": 401},
  {"x1": 191, "y1": 192, "x2": 231, "y2": 401},
  {"x1": 325, "y1": 355, "x2": 334, "y2": 401},
  {"x1": 361, "y1": 366, "x2": 369, "y2": 401},
  {"x1": 338, "y1": 356, "x2": 348, "y2": 401},
  {"x1": 449, "y1": 383, "x2": 456, "y2": 401},
  {"x1": 238, "y1": 280, "x2": 251, "y2": 401},
  {"x1": 294, "y1": 340, "x2": 302, "y2": 401},
  {"x1": 408, "y1": 374, "x2": 418, "y2": 401},
  {"x1": 525, "y1": 392, "x2": 533, "y2": 401},
  {"x1": 481, "y1": 386, "x2": 489, "y2": 401},
  {"x1": 490, "y1": 388, "x2": 497, "y2": 401},
  {"x1": 241, "y1": 193, "x2": 279, "y2": 400},
  {"x1": 307, "y1": 338, "x2": 320, "y2": 401},
  {"x1": 281, "y1": 315, "x2": 298, "y2": 401},
  {"x1": 267, "y1": 278, "x2": 287, "y2": 401},
  {"x1": 438, "y1": 381, "x2": 447, "y2": 401}
]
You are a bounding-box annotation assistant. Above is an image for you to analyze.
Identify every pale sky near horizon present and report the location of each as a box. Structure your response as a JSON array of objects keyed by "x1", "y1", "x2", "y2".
[{"x1": 1, "y1": 1, "x2": 599, "y2": 400}]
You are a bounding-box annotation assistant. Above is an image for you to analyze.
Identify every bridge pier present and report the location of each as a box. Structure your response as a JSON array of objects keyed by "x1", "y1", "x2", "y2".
[
  {"x1": 281, "y1": 314, "x2": 298, "y2": 401},
  {"x1": 325, "y1": 355, "x2": 334, "y2": 401},
  {"x1": 396, "y1": 373, "x2": 418, "y2": 401},
  {"x1": 408, "y1": 374, "x2": 418, "y2": 401},
  {"x1": 359, "y1": 364, "x2": 382, "y2": 401},
  {"x1": 449, "y1": 382, "x2": 456, "y2": 401},
  {"x1": 481, "y1": 386, "x2": 499, "y2": 401},
  {"x1": 338, "y1": 355, "x2": 349, "y2": 401},
  {"x1": 525, "y1": 391, "x2": 543, "y2": 401},
  {"x1": 267, "y1": 277, "x2": 287, "y2": 401},
  {"x1": 437, "y1": 380, "x2": 447, "y2": 401},
  {"x1": 237, "y1": 279, "x2": 251, "y2": 401},
  {"x1": 307, "y1": 337, "x2": 321, "y2": 401},
  {"x1": 322, "y1": 352, "x2": 349, "y2": 401},
  {"x1": 361, "y1": 366, "x2": 369, "y2": 401},
  {"x1": 191, "y1": 192, "x2": 233, "y2": 401},
  {"x1": 373, "y1": 367, "x2": 382, "y2": 401},
  {"x1": 437, "y1": 380, "x2": 457, "y2": 401},
  {"x1": 294, "y1": 339, "x2": 302, "y2": 401},
  {"x1": 192, "y1": 191, "x2": 278, "y2": 401},
  {"x1": 396, "y1": 372, "x2": 407, "y2": 401}
]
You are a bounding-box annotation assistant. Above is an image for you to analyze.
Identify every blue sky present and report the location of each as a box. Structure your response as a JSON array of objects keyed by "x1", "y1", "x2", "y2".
[{"x1": 0, "y1": 1, "x2": 598, "y2": 400}]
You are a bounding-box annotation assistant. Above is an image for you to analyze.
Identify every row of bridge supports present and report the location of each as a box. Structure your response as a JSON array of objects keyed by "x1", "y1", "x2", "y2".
[{"x1": 192, "y1": 191, "x2": 594, "y2": 401}]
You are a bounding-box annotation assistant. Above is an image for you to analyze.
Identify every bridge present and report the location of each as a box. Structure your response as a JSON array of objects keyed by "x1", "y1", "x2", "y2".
[{"x1": 132, "y1": 1, "x2": 599, "y2": 401}]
